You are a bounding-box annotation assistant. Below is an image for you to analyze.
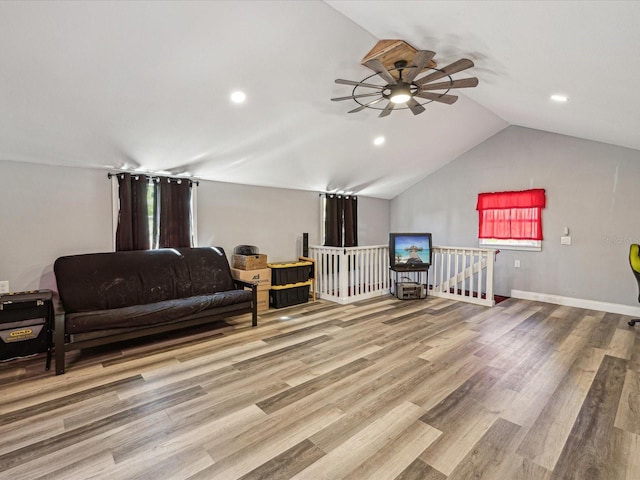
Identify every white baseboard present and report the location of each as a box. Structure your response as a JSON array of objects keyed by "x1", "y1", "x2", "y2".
[{"x1": 510, "y1": 289, "x2": 640, "y2": 317}]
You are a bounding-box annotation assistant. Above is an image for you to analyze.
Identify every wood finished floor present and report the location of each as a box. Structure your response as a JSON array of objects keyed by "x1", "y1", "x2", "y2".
[{"x1": 1, "y1": 296, "x2": 639, "y2": 479}]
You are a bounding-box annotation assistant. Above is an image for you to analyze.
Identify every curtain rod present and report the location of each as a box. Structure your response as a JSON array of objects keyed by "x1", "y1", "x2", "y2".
[
  {"x1": 108, "y1": 172, "x2": 199, "y2": 186},
  {"x1": 319, "y1": 192, "x2": 357, "y2": 197}
]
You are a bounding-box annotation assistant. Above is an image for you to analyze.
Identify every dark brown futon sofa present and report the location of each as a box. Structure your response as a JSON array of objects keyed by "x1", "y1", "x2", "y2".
[{"x1": 53, "y1": 247, "x2": 257, "y2": 374}]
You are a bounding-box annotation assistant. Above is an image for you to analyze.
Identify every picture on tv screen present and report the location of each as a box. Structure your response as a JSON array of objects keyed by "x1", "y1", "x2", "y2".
[{"x1": 390, "y1": 233, "x2": 432, "y2": 268}]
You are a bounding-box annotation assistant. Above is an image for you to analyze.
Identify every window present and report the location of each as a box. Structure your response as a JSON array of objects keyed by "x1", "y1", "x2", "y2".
[
  {"x1": 111, "y1": 173, "x2": 197, "y2": 251},
  {"x1": 477, "y1": 188, "x2": 546, "y2": 251}
]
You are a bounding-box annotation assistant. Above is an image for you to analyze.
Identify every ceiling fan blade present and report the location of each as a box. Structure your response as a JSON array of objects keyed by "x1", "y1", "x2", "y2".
[
  {"x1": 348, "y1": 97, "x2": 385, "y2": 113},
  {"x1": 414, "y1": 58, "x2": 475, "y2": 86},
  {"x1": 414, "y1": 91, "x2": 459, "y2": 105},
  {"x1": 331, "y1": 92, "x2": 384, "y2": 102},
  {"x1": 363, "y1": 59, "x2": 397, "y2": 85},
  {"x1": 335, "y1": 78, "x2": 385, "y2": 89},
  {"x1": 407, "y1": 98, "x2": 426, "y2": 115},
  {"x1": 379, "y1": 101, "x2": 395, "y2": 118},
  {"x1": 403, "y1": 50, "x2": 436, "y2": 83},
  {"x1": 419, "y1": 77, "x2": 479, "y2": 91}
]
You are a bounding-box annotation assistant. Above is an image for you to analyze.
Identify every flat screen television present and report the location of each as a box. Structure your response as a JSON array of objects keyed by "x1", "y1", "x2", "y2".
[{"x1": 389, "y1": 232, "x2": 433, "y2": 271}]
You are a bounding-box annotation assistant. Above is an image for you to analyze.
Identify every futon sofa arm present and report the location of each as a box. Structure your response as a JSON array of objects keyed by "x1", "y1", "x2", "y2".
[
  {"x1": 233, "y1": 279, "x2": 259, "y2": 327},
  {"x1": 53, "y1": 297, "x2": 68, "y2": 375}
]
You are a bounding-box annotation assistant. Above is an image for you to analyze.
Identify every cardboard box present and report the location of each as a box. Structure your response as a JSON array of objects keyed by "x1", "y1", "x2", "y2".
[
  {"x1": 231, "y1": 267, "x2": 271, "y2": 290},
  {"x1": 232, "y1": 254, "x2": 268, "y2": 270},
  {"x1": 256, "y1": 290, "x2": 269, "y2": 312}
]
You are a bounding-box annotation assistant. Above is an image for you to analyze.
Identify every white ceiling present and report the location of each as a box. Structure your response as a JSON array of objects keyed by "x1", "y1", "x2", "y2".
[{"x1": 1, "y1": 1, "x2": 638, "y2": 199}]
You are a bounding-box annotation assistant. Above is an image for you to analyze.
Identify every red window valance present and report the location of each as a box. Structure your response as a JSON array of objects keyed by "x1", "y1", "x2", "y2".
[
  {"x1": 476, "y1": 188, "x2": 546, "y2": 210},
  {"x1": 476, "y1": 189, "x2": 546, "y2": 240}
]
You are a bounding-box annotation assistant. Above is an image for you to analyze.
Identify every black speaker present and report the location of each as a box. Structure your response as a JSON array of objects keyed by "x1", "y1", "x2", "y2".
[{"x1": 302, "y1": 232, "x2": 309, "y2": 257}]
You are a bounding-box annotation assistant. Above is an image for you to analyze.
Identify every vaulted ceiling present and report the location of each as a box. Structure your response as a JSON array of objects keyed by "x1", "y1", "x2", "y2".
[{"x1": 1, "y1": 1, "x2": 638, "y2": 199}]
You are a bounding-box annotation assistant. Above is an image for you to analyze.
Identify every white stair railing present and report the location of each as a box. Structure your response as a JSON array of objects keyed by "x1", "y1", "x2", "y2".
[
  {"x1": 308, "y1": 245, "x2": 389, "y2": 304},
  {"x1": 431, "y1": 246, "x2": 496, "y2": 307},
  {"x1": 308, "y1": 244, "x2": 497, "y2": 307}
]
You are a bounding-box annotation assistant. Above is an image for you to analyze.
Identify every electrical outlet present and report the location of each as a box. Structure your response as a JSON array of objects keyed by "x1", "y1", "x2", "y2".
[
  {"x1": 561, "y1": 236, "x2": 572, "y2": 245},
  {"x1": 514, "y1": 260, "x2": 521, "y2": 268},
  {"x1": 0, "y1": 280, "x2": 9, "y2": 294}
]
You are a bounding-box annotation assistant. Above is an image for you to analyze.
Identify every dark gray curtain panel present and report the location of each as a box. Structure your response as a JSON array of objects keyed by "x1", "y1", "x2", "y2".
[
  {"x1": 158, "y1": 178, "x2": 192, "y2": 248},
  {"x1": 323, "y1": 194, "x2": 358, "y2": 247},
  {"x1": 115, "y1": 173, "x2": 152, "y2": 251},
  {"x1": 343, "y1": 195, "x2": 358, "y2": 247}
]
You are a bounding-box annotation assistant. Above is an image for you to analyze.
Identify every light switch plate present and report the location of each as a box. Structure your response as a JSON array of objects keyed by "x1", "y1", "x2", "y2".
[
  {"x1": 0, "y1": 281, "x2": 9, "y2": 294},
  {"x1": 561, "y1": 236, "x2": 572, "y2": 245}
]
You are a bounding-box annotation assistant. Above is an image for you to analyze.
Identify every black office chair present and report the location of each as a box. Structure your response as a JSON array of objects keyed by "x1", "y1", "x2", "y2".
[{"x1": 628, "y1": 243, "x2": 640, "y2": 326}]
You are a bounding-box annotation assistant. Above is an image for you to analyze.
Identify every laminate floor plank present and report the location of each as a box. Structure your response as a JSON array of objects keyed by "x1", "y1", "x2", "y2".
[
  {"x1": 588, "y1": 312, "x2": 622, "y2": 349},
  {"x1": 112, "y1": 446, "x2": 214, "y2": 480},
  {"x1": 418, "y1": 403, "x2": 498, "y2": 475},
  {"x1": 608, "y1": 427, "x2": 640, "y2": 480},
  {"x1": 607, "y1": 327, "x2": 637, "y2": 360},
  {"x1": 419, "y1": 365, "x2": 506, "y2": 430},
  {"x1": 1, "y1": 297, "x2": 637, "y2": 479},
  {"x1": 35, "y1": 451, "x2": 116, "y2": 480},
  {"x1": 236, "y1": 439, "x2": 326, "y2": 480},
  {"x1": 614, "y1": 368, "x2": 640, "y2": 435},
  {"x1": 307, "y1": 360, "x2": 438, "y2": 454},
  {"x1": 446, "y1": 417, "x2": 521, "y2": 480},
  {"x1": 408, "y1": 350, "x2": 490, "y2": 411},
  {"x1": 290, "y1": 401, "x2": 424, "y2": 480},
  {"x1": 515, "y1": 345, "x2": 606, "y2": 470},
  {"x1": 550, "y1": 354, "x2": 628, "y2": 480},
  {"x1": 113, "y1": 404, "x2": 266, "y2": 471},
  {"x1": 393, "y1": 458, "x2": 447, "y2": 480},
  {"x1": 628, "y1": 333, "x2": 640, "y2": 372},
  {"x1": 341, "y1": 420, "x2": 441, "y2": 480},
  {"x1": 195, "y1": 404, "x2": 345, "y2": 479},
  {"x1": 499, "y1": 325, "x2": 601, "y2": 428},
  {"x1": 0, "y1": 387, "x2": 205, "y2": 473},
  {"x1": 281, "y1": 342, "x2": 384, "y2": 386}
]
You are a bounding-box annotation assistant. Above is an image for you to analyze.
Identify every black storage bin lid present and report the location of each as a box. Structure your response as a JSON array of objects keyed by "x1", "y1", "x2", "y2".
[{"x1": 234, "y1": 245, "x2": 259, "y2": 255}]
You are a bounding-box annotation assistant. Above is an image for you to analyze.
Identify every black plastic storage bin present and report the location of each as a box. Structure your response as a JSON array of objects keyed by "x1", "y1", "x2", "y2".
[
  {"x1": 269, "y1": 261, "x2": 313, "y2": 286},
  {"x1": 269, "y1": 282, "x2": 311, "y2": 308}
]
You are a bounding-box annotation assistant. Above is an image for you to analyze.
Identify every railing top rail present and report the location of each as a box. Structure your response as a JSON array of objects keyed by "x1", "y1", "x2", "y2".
[
  {"x1": 309, "y1": 245, "x2": 388, "y2": 251},
  {"x1": 433, "y1": 245, "x2": 497, "y2": 254},
  {"x1": 310, "y1": 245, "x2": 494, "y2": 254}
]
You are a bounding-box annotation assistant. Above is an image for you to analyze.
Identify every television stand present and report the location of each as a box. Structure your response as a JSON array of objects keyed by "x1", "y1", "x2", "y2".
[{"x1": 390, "y1": 266, "x2": 428, "y2": 300}]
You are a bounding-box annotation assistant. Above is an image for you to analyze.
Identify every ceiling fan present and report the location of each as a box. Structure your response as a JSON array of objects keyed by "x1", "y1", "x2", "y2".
[{"x1": 332, "y1": 47, "x2": 478, "y2": 117}]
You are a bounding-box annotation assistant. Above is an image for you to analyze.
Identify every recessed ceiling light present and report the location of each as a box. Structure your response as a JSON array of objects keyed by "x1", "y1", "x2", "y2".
[
  {"x1": 551, "y1": 94, "x2": 568, "y2": 103},
  {"x1": 230, "y1": 91, "x2": 246, "y2": 104},
  {"x1": 374, "y1": 136, "x2": 385, "y2": 146}
]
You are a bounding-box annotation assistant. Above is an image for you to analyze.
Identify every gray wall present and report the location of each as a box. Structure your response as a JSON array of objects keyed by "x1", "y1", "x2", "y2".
[
  {"x1": 198, "y1": 183, "x2": 390, "y2": 259},
  {"x1": 391, "y1": 125, "x2": 640, "y2": 306},
  {"x1": 0, "y1": 161, "x2": 113, "y2": 293},
  {"x1": 0, "y1": 160, "x2": 390, "y2": 292}
]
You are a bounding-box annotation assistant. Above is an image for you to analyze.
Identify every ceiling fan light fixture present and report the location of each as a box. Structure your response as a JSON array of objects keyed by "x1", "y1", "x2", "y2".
[
  {"x1": 389, "y1": 85, "x2": 412, "y2": 104},
  {"x1": 390, "y1": 92, "x2": 411, "y2": 104}
]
